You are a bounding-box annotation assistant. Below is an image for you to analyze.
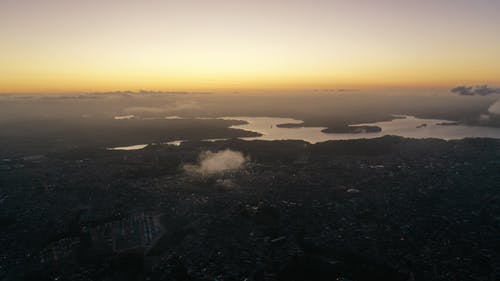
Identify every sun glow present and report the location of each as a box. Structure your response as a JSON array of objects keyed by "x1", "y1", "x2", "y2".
[{"x1": 1, "y1": 0, "x2": 499, "y2": 93}]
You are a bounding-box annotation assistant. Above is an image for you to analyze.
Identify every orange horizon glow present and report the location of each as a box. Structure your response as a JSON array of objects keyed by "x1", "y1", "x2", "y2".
[{"x1": 1, "y1": 0, "x2": 500, "y2": 94}]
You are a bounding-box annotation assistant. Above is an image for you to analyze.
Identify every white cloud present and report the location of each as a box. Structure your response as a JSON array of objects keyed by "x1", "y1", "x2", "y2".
[
  {"x1": 184, "y1": 149, "x2": 248, "y2": 176},
  {"x1": 488, "y1": 99, "x2": 500, "y2": 115}
]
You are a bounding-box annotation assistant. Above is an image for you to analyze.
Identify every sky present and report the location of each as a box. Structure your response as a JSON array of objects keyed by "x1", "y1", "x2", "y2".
[{"x1": 1, "y1": 0, "x2": 499, "y2": 93}]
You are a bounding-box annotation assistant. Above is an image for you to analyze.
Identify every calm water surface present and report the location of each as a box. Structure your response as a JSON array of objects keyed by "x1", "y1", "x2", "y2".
[
  {"x1": 222, "y1": 115, "x2": 500, "y2": 143},
  {"x1": 108, "y1": 115, "x2": 500, "y2": 150}
]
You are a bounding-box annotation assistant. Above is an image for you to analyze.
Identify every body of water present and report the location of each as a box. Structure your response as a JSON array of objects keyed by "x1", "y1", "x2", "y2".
[
  {"x1": 114, "y1": 115, "x2": 135, "y2": 120},
  {"x1": 108, "y1": 115, "x2": 500, "y2": 150},
  {"x1": 107, "y1": 144, "x2": 148, "y2": 150},
  {"x1": 223, "y1": 115, "x2": 500, "y2": 143}
]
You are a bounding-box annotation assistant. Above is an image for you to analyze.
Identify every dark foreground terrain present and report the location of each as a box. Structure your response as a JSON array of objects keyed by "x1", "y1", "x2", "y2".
[{"x1": 1, "y1": 136, "x2": 500, "y2": 281}]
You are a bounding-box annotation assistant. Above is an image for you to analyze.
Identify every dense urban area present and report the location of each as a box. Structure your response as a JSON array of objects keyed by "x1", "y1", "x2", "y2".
[{"x1": 1, "y1": 136, "x2": 499, "y2": 281}]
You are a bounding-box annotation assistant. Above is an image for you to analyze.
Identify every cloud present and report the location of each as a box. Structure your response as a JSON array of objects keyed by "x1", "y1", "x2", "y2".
[
  {"x1": 488, "y1": 99, "x2": 500, "y2": 115},
  {"x1": 451, "y1": 85, "x2": 500, "y2": 96},
  {"x1": 124, "y1": 100, "x2": 200, "y2": 114},
  {"x1": 184, "y1": 149, "x2": 248, "y2": 176},
  {"x1": 124, "y1": 106, "x2": 167, "y2": 114},
  {"x1": 451, "y1": 86, "x2": 473, "y2": 95}
]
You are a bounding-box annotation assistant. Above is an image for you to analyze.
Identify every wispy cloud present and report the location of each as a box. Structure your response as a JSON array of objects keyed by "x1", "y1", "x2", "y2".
[{"x1": 124, "y1": 100, "x2": 201, "y2": 115}]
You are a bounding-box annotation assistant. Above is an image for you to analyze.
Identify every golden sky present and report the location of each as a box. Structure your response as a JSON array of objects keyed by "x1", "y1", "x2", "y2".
[{"x1": 1, "y1": 0, "x2": 499, "y2": 93}]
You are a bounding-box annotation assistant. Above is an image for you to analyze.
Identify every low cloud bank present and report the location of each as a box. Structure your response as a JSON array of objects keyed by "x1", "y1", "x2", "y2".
[
  {"x1": 184, "y1": 149, "x2": 248, "y2": 176},
  {"x1": 451, "y1": 85, "x2": 500, "y2": 96},
  {"x1": 451, "y1": 85, "x2": 500, "y2": 120},
  {"x1": 124, "y1": 100, "x2": 200, "y2": 115}
]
